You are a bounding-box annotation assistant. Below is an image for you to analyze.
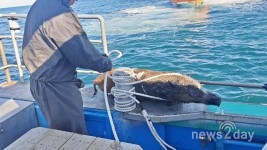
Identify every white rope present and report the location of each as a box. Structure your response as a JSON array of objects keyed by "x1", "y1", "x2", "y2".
[
  {"x1": 115, "y1": 72, "x2": 184, "y2": 86},
  {"x1": 108, "y1": 67, "x2": 176, "y2": 150},
  {"x1": 130, "y1": 95, "x2": 176, "y2": 150},
  {"x1": 103, "y1": 50, "x2": 122, "y2": 142},
  {"x1": 111, "y1": 88, "x2": 166, "y2": 101},
  {"x1": 112, "y1": 87, "x2": 136, "y2": 112},
  {"x1": 102, "y1": 50, "x2": 176, "y2": 149},
  {"x1": 146, "y1": 119, "x2": 176, "y2": 150},
  {"x1": 104, "y1": 73, "x2": 119, "y2": 142}
]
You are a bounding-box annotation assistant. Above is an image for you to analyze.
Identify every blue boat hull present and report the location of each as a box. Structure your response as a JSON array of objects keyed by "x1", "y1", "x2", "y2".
[{"x1": 35, "y1": 104, "x2": 266, "y2": 150}]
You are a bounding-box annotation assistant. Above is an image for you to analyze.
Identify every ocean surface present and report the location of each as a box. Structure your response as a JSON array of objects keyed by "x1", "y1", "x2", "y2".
[{"x1": 0, "y1": 0, "x2": 267, "y2": 115}]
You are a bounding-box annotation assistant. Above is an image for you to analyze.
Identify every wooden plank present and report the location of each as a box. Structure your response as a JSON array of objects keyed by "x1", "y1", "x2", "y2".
[
  {"x1": 6, "y1": 127, "x2": 142, "y2": 150},
  {"x1": 87, "y1": 137, "x2": 119, "y2": 150},
  {"x1": 33, "y1": 129, "x2": 74, "y2": 150},
  {"x1": 59, "y1": 133, "x2": 96, "y2": 150},
  {"x1": 4, "y1": 127, "x2": 51, "y2": 150},
  {"x1": 119, "y1": 142, "x2": 143, "y2": 150}
]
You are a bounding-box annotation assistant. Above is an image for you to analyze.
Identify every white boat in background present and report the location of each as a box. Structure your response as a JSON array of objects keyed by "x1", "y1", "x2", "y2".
[{"x1": 170, "y1": 0, "x2": 203, "y2": 7}]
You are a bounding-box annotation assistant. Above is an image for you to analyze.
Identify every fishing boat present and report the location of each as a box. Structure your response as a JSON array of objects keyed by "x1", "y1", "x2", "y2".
[
  {"x1": 170, "y1": 0, "x2": 203, "y2": 7},
  {"x1": 0, "y1": 13, "x2": 267, "y2": 150}
]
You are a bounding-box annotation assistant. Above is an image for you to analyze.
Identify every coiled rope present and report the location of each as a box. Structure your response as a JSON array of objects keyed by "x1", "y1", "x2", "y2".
[
  {"x1": 103, "y1": 49, "x2": 176, "y2": 150},
  {"x1": 103, "y1": 50, "x2": 122, "y2": 142}
]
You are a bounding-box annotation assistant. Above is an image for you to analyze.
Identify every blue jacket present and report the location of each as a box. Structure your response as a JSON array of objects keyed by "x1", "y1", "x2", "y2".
[
  {"x1": 22, "y1": 0, "x2": 112, "y2": 83},
  {"x1": 22, "y1": 0, "x2": 112, "y2": 134}
]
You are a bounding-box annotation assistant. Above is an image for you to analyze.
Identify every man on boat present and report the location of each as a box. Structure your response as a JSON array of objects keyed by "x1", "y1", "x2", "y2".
[{"x1": 22, "y1": 0, "x2": 112, "y2": 134}]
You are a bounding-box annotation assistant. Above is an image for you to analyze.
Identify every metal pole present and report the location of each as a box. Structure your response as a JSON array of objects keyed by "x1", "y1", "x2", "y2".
[
  {"x1": 200, "y1": 80, "x2": 266, "y2": 90},
  {"x1": 8, "y1": 18, "x2": 24, "y2": 82},
  {"x1": 0, "y1": 39, "x2": 12, "y2": 83},
  {"x1": 1, "y1": 14, "x2": 109, "y2": 76},
  {"x1": 1, "y1": 14, "x2": 108, "y2": 54},
  {"x1": 98, "y1": 16, "x2": 108, "y2": 55}
]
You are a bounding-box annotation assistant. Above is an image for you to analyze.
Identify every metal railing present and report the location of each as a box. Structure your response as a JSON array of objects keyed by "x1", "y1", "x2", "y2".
[{"x1": 0, "y1": 13, "x2": 108, "y2": 85}]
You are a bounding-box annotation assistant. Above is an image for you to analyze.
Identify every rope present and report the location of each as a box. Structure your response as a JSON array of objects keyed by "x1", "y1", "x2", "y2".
[
  {"x1": 103, "y1": 50, "x2": 122, "y2": 142},
  {"x1": 125, "y1": 91, "x2": 176, "y2": 150},
  {"x1": 112, "y1": 88, "x2": 137, "y2": 112},
  {"x1": 108, "y1": 67, "x2": 176, "y2": 150},
  {"x1": 104, "y1": 73, "x2": 119, "y2": 142},
  {"x1": 102, "y1": 50, "x2": 176, "y2": 149},
  {"x1": 111, "y1": 88, "x2": 166, "y2": 101},
  {"x1": 114, "y1": 72, "x2": 184, "y2": 86}
]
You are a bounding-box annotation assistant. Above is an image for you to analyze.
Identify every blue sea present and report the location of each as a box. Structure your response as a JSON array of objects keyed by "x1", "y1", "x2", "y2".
[{"x1": 0, "y1": 0, "x2": 267, "y2": 116}]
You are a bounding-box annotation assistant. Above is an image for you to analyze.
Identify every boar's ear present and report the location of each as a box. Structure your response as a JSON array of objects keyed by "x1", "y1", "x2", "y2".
[{"x1": 186, "y1": 85, "x2": 203, "y2": 97}]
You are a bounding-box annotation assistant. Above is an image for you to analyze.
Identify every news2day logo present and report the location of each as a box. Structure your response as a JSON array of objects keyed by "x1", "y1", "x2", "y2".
[{"x1": 192, "y1": 121, "x2": 254, "y2": 142}]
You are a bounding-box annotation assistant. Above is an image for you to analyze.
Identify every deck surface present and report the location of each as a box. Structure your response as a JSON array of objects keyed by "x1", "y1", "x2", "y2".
[
  {"x1": 4, "y1": 127, "x2": 142, "y2": 150},
  {"x1": 2, "y1": 82, "x2": 267, "y2": 125},
  {"x1": 0, "y1": 82, "x2": 206, "y2": 115}
]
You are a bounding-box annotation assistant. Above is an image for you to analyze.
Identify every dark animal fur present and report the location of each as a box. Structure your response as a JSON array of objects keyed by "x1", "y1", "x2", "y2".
[{"x1": 94, "y1": 69, "x2": 221, "y2": 106}]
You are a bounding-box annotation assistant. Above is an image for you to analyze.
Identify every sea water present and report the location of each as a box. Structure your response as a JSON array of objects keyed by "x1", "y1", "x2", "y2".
[{"x1": 0, "y1": 0, "x2": 266, "y2": 116}]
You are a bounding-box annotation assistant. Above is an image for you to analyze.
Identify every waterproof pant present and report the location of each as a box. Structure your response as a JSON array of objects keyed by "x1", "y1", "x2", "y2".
[{"x1": 30, "y1": 78, "x2": 88, "y2": 135}]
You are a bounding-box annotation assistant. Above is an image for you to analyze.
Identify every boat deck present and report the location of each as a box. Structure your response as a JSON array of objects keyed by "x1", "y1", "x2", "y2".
[
  {"x1": 1, "y1": 82, "x2": 267, "y2": 125},
  {"x1": 4, "y1": 127, "x2": 142, "y2": 150},
  {"x1": 0, "y1": 82, "x2": 207, "y2": 116}
]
